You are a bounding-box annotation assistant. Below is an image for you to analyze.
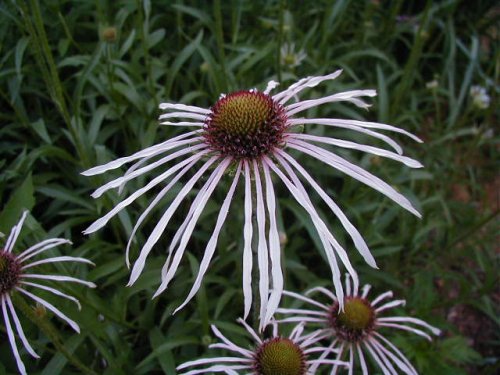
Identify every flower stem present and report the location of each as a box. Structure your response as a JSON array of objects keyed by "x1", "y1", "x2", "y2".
[{"x1": 11, "y1": 293, "x2": 97, "y2": 375}]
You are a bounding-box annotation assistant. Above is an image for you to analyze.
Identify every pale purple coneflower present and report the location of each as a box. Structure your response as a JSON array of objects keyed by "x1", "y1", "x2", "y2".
[
  {"x1": 177, "y1": 318, "x2": 349, "y2": 374},
  {"x1": 277, "y1": 274, "x2": 441, "y2": 374},
  {"x1": 82, "y1": 70, "x2": 423, "y2": 328},
  {"x1": 0, "y1": 211, "x2": 96, "y2": 375}
]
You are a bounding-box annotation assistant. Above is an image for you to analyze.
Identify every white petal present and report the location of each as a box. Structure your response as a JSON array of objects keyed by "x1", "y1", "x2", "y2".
[
  {"x1": 18, "y1": 239, "x2": 72, "y2": 262},
  {"x1": 277, "y1": 150, "x2": 376, "y2": 269},
  {"x1": 378, "y1": 317, "x2": 441, "y2": 336},
  {"x1": 356, "y1": 343, "x2": 369, "y2": 375},
  {"x1": 286, "y1": 90, "x2": 377, "y2": 116},
  {"x1": 5, "y1": 210, "x2": 29, "y2": 253},
  {"x1": 376, "y1": 322, "x2": 433, "y2": 341},
  {"x1": 253, "y1": 160, "x2": 269, "y2": 330},
  {"x1": 287, "y1": 117, "x2": 422, "y2": 144},
  {"x1": 127, "y1": 156, "x2": 218, "y2": 287},
  {"x1": 281, "y1": 290, "x2": 330, "y2": 311},
  {"x1": 153, "y1": 158, "x2": 231, "y2": 296},
  {"x1": 20, "y1": 281, "x2": 82, "y2": 310},
  {"x1": 363, "y1": 340, "x2": 393, "y2": 375},
  {"x1": 1, "y1": 297, "x2": 27, "y2": 375},
  {"x1": 124, "y1": 155, "x2": 203, "y2": 268},
  {"x1": 21, "y1": 274, "x2": 96, "y2": 288},
  {"x1": 91, "y1": 142, "x2": 206, "y2": 198},
  {"x1": 211, "y1": 324, "x2": 254, "y2": 358},
  {"x1": 288, "y1": 140, "x2": 421, "y2": 217},
  {"x1": 174, "y1": 163, "x2": 241, "y2": 313},
  {"x1": 374, "y1": 332, "x2": 418, "y2": 374},
  {"x1": 375, "y1": 299, "x2": 406, "y2": 313},
  {"x1": 366, "y1": 339, "x2": 398, "y2": 375},
  {"x1": 17, "y1": 288, "x2": 80, "y2": 333},
  {"x1": 22, "y1": 256, "x2": 94, "y2": 270},
  {"x1": 264, "y1": 80, "x2": 279, "y2": 94},
  {"x1": 158, "y1": 112, "x2": 207, "y2": 121},
  {"x1": 262, "y1": 162, "x2": 284, "y2": 327},
  {"x1": 288, "y1": 134, "x2": 423, "y2": 168},
  {"x1": 236, "y1": 318, "x2": 263, "y2": 345},
  {"x1": 242, "y1": 160, "x2": 253, "y2": 320},
  {"x1": 159, "y1": 103, "x2": 211, "y2": 115},
  {"x1": 160, "y1": 121, "x2": 204, "y2": 127},
  {"x1": 371, "y1": 338, "x2": 417, "y2": 375},
  {"x1": 84, "y1": 151, "x2": 209, "y2": 235},
  {"x1": 5, "y1": 297, "x2": 39, "y2": 358},
  {"x1": 81, "y1": 130, "x2": 201, "y2": 176}
]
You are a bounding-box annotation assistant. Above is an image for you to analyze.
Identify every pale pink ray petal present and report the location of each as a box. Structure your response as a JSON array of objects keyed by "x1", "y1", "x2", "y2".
[
  {"x1": 264, "y1": 80, "x2": 279, "y2": 94},
  {"x1": 348, "y1": 345, "x2": 354, "y2": 375},
  {"x1": 21, "y1": 274, "x2": 96, "y2": 288},
  {"x1": 20, "y1": 281, "x2": 82, "y2": 310},
  {"x1": 5, "y1": 210, "x2": 29, "y2": 253},
  {"x1": 374, "y1": 332, "x2": 418, "y2": 374},
  {"x1": 125, "y1": 156, "x2": 202, "y2": 268},
  {"x1": 262, "y1": 162, "x2": 284, "y2": 327},
  {"x1": 158, "y1": 112, "x2": 207, "y2": 121},
  {"x1": 286, "y1": 90, "x2": 377, "y2": 116},
  {"x1": 289, "y1": 133, "x2": 423, "y2": 168},
  {"x1": 371, "y1": 291, "x2": 394, "y2": 307},
  {"x1": 179, "y1": 365, "x2": 249, "y2": 375},
  {"x1": 16, "y1": 288, "x2": 80, "y2": 333},
  {"x1": 287, "y1": 118, "x2": 422, "y2": 143},
  {"x1": 371, "y1": 338, "x2": 417, "y2": 375},
  {"x1": 253, "y1": 160, "x2": 270, "y2": 329},
  {"x1": 211, "y1": 324, "x2": 255, "y2": 357},
  {"x1": 363, "y1": 340, "x2": 394, "y2": 375},
  {"x1": 287, "y1": 118, "x2": 404, "y2": 154},
  {"x1": 366, "y1": 339, "x2": 399, "y2": 375},
  {"x1": 18, "y1": 239, "x2": 72, "y2": 262},
  {"x1": 288, "y1": 140, "x2": 421, "y2": 217},
  {"x1": 160, "y1": 121, "x2": 204, "y2": 127},
  {"x1": 277, "y1": 316, "x2": 329, "y2": 324},
  {"x1": 356, "y1": 343, "x2": 369, "y2": 375},
  {"x1": 91, "y1": 142, "x2": 206, "y2": 198},
  {"x1": 378, "y1": 316, "x2": 441, "y2": 335},
  {"x1": 236, "y1": 318, "x2": 263, "y2": 345},
  {"x1": 345, "y1": 273, "x2": 352, "y2": 296},
  {"x1": 375, "y1": 299, "x2": 406, "y2": 313},
  {"x1": 81, "y1": 130, "x2": 202, "y2": 176},
  {"x1": 174, "y1": 163, "x2": 241, "y2": 313},
  {"x1": 282, "y1": 289, "x2": 331, "y2": 310},
  {"x1": 305, "y1": 286, "x2": 337, "y2": 301},
  {"x1": 152, "y1": 158, "x2": 231, "y2": 296},
  {"x1": 329, "y1": 342, "x2": 345, "y2": 375},
  {"x1": 177, "y1": 357, "x2": 249, "y2": 369},
  {"x1": 5, "y1": 297, "x2": 39, "y2": 358},
  {"x1": 289, "y1": 322, "x2": 305, "y2": 341},
  {"x1": 1, "y1": 297, "x2": 27, "y2": 375},
  {"x1": 274, "y1": 70, "x2": 343, "y2": 105},
  {"x1": 159, "y1": 102, "x2": 211, "y2": 114},
  {"x1": 276, "y1": 307, "x2": 327, "y2": 317},
  {"x1": 124, "y1": 155, "x2": 217, "y2": 285},
  {"x1": 84, "y1": 152, "x2": 210, "y2": 235},
  {"x1": 263, "y1": 156, "x2": 345, "y2": 307},
  {"x1": 362, "y1": 285, "x2": 372, "y2": 299},
  {"x1": 276, "y1": 150, "x2": 376, "y2": 269},
  {"x1": 22, "y1": 256, "x2": 94, "y2": 270},
  {"x1": 242, "y1": 160, "x2": 253, "y2": 319},
  {"x1": 308, "y1": 339, "x2": 337, "y2": 374},
  {"x1": 376, "y1": 322, "x2": 433, "y2": 340}
]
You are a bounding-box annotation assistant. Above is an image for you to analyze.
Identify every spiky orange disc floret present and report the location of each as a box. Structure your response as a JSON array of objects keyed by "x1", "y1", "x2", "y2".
[
  {"x1": 253, "y1": 337, "x2": 307, "y2": 375},
  {"x1": 0, "y1": 250, "x2": 21, "y2": 295},
  {"x1": 328, "y1": 297, "x2": 375, "y2": 342},
  {"x1": 203, "y1": 91, "x2": 287, "y2": 159}
]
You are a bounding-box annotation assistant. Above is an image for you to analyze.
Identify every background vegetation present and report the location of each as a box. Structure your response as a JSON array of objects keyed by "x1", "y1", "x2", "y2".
[{"x1": 0, "y1": 0, "x2": 498, "y2": 374}]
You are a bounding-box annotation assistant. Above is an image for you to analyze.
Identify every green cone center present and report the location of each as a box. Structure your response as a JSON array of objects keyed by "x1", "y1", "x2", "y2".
[
  {"x1": 256, "y1": 338, "x2": 305, "y2": 375},
  {"x1": 337, "y1": 297, "x2": 374, "y2": 330},
  {"x1": 211, "y1": 92, "x2": 272, "y2": 136}
]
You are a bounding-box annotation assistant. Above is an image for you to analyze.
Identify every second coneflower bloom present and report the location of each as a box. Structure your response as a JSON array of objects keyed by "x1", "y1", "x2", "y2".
[
  {"x1": 277, "y1": 275, "x2": 441, "y2": 374},
  {"x1": 83, "y1": 70, "x2": 422, "y2": 327}
]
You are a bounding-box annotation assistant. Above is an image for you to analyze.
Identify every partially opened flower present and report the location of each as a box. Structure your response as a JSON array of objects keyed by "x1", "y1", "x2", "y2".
[
  {"x1": 83, "y1": 70, "x2": 423, "y2": 327},
  {"x1": 277, "y1": 275, "x2": 441, "y2": 374},
  {"x1": 0, "y1": 211, "x2": 96, "y2": 375},
  {"x1": 177, "y1": 318, "x2": 349, "y2": 374}
]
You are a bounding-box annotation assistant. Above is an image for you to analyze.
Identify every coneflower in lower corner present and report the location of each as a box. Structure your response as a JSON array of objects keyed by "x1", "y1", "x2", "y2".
[
  {"x1": 177, "y1": 318, "x2": 349, "y2": 374},
  {"x1": 277, "y1": 274, "x2": 441, "y2": 374},
  {"x1": 0, "y1": 211, "x2": 96, "y2": 375},
  {"x1": 83, "y1": 70, "x2": 423, "y2": 328}
]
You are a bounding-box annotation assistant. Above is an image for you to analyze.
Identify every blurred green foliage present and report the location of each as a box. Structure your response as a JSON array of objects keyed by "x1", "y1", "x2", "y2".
[{"x1": 0, "y1": 0, "x2": 498, "y2": 374}]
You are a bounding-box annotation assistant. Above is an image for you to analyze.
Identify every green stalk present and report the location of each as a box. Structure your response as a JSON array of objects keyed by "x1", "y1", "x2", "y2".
[{"x1": 11, "y1": 293, "x2": 97, "y2": 375}]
